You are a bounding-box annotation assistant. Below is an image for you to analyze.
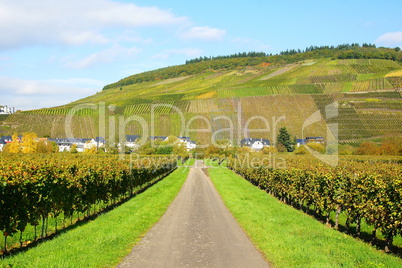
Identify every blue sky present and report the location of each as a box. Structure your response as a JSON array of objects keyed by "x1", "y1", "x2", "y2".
[{"x1": 1, "y1": 0, "x2": 401, "y2": 110}]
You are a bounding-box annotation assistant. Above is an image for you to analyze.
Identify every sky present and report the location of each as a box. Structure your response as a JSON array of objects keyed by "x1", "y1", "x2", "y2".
[{"x1": 1, "y1": 0, "x2": 402, "y2": 111}]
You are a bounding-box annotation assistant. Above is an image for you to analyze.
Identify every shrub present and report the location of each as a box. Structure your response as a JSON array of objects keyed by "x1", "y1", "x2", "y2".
[
  {"x1": 339, "y1": 144, "x2": 355, "y2": 155},
  {"x1": 326, "y1": 144, "x2": 338, "y2": 155},
  {"x1": 356, "y1": 141, "x2": 380, "y2": 155},
  {"x1": 277, "y1": 143, "x2": 288, "y2": 153},
  {"x1": 379, "y1": 136, "x2": 402, "y2": 155},
  {"x1": 294, "y1": 145, "x2": 310, "y2": 155},
  {"x1": 307, "y1": 142, "x2": 326, "y2": 154},
  {"x1": 237, "y1": 147, "x2": 252, "y2": 154},
  {"x1": 262, "y1": 146, "x2": 278, "y2": 154}
]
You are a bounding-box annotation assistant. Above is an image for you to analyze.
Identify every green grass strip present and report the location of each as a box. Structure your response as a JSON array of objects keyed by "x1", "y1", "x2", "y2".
[
  {"x1": 0, "y1": 167, "x2": 189, "y2": 268},
  {"x1": 208, "y1": 166, "x2": 402, "y2": 268}
]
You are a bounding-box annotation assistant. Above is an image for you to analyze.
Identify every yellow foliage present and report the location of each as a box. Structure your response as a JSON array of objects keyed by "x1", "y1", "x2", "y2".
[
  {"x1": 37, "y1": 140, "x2": 57, "y2": 153},
  {"x1": 21, "y1": 132, "x2": 38, "y2": 153},
  {"x1": 7, "y1": 133, "x2": 21, "y2": 153},
  {"x1": 262, "y1": 146, "x2": 278, "y2": 154},
  {"x1": 237, "y1": 147, "x2": 252, "y2": 154},
  {"x1": 84, "y1": 147, "x2": 98, "y2": 154},
  {"x1": 385, "y1": 70, "x2": 402, "y2": 77},
  {"x1": 294, "y1": 145, "x2": 310, "y2": 155},
  {"x1": 307, "y1": 142, "x2": 326, "y2": 154},
  {"x1": 197, "y1": 91, "x2": 216, "y2": 99}
]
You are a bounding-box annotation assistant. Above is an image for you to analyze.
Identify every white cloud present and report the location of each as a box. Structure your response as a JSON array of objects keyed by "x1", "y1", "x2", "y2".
[
  {"x1": 64, "y1": 45, "x2": 142, "y2": 69},
  {"x1": 152, "y1": 48, "x2": 202, "y2": 60},
  {"x1": 60, "y1": 32, "x2": 109, "y2": 46},
  {"x1": 117, "y1": 31, "x2": 154, "y2": 44},
  {"x1": 0, "y1": 0, "x2": 187, "y2": 49},
  {"x1": 0, "y1": 76, "x2": 103, "y2": 110},
  {"x1": 181, "y1": 26, "x2": 226, "y2": 41},
  {"x1": 376, "y1": 32, "x2": 402, "y2": 46}
]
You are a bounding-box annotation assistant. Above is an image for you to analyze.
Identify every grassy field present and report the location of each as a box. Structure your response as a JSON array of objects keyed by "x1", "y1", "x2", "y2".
[
  {"x1": 0, "y1": 166, "x2": 190, "y2": 268},
  {"x1": 208, "y1": 166, "x2": 402, "y2": 268}
]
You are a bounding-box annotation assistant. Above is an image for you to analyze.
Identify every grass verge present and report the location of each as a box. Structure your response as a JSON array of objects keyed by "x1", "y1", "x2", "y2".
[
  {"x1": 0, "y1": 166, "x2": 189, "y2": 268},
  {"x1": 208, "y1": 166, "x2": 402, "y2": 268}
]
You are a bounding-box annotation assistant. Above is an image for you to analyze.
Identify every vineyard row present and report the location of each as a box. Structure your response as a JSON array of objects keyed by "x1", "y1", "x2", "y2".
[
  {"x1": 228, "y1": 156, "x2": 402, "y2": 252},
  {"x1": 0, "y1": 154, "x2": 177, "y2": 254}
]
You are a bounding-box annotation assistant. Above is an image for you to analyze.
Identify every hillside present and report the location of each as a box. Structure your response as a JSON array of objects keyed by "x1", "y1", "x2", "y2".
[{"x1": 1, "y1": 44, "x2": 401, "y2": 145}]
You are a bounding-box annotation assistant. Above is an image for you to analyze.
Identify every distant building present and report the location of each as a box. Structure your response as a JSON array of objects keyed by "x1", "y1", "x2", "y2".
[
  {"x1": 296, "y1": 139, "x2": 307, "y2": 147},
  {"x1": 95, "y1": 137, "x2": 106, "y2": 147},
  {"x1": 49, "y1": 137, "x2": 104, "y2": 152},
  {"x1": 178, "y1": 136, "x2": 197, "y2": 151},
  {"x1": 0, "y1": 105, "x2": 14, "y2": 115},
  {"x1": 120, "y1": 135, "x2": 140, "y2": 151},
  {"x1": 0, "y1": 135, "x2": 22, "y2": 151},
  {"x1": 150, "y1": 136, "x2": 168, "y2": 141},
  {"x1": 2, "y1": 135, "x2": 13, "y2": 143},
  {"x1": 306, "y1": 137, "x2": 325, "y2": 144},
  {"x1": 0, "y1": 138, "x2": 6, "y2": 151},
  {"x1": 241, "y1": 138, "x2": 270, "y2": 151},
  {"x1": 48, "y1": 138, "x2": 72, "y2": 152}
]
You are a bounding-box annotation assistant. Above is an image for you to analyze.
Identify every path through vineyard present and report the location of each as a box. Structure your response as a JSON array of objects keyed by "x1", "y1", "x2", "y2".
[{"x1": 118, "y1": 160, "x2": 269, "y2": 267}]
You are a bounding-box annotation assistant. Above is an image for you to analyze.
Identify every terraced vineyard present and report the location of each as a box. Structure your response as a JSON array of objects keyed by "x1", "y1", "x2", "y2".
[{"x1": 1, "y1": 57, "x2": 401, "y2": 142}]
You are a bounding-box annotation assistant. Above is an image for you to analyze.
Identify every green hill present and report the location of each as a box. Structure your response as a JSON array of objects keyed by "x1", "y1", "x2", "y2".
[{"x1": 1, "y1": 44, "x2": 401, "y2": 145}]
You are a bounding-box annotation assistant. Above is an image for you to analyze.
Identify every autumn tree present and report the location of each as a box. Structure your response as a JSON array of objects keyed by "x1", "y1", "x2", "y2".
[
  {"x1": 356, "y1": 141, "x2": 380, "y2": 155},
  {"x1": 21, "y1": 132, "x2": 38, "y2": 153},
  {"x1": 70, "y1": 144, "x2": 78, "y2": 153},
  {"x1": 379, "y1": 136, "x2": 402, "y2": 155},
  {"x1": 36, "y1": 140, "x2": 57, "y2": 153},
  {"x1": 5, "y1": 133, "x2": 21, "y2": 153}
]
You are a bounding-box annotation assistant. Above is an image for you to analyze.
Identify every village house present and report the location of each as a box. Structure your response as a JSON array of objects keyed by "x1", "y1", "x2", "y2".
[
  {"x1": 178, "y1": 136, "x2": 197, "y2": 151},
  {"x1": 95, "y1": 137, "x2": 106, "y2": 148},
  {"x1": 48, "y1": 138, "x2": 72, "y2": 152},
  {"x1": 296, "y1": 138, "x2": 307, "y2": 147},
  {"x1": 295, "y1": 137, "x2": 325, "y2": 147},
  {"x1": 0, "y1": 135, "x2": 21, "y2": 151},
  {"x1": 0, "y1": 138, "x2": 5, "y2": 151},
  {"x1": 48, "y1": 137, "x2": 106, "y2": 152},
  {"x1": 306, "y1": 136, "x2": 325, "y2": 144},
  {"x1": 150, "y1": 136, "x2": 168, "y2": 141},
  {"x1": 118, "y1": 135, "x2": 141, "y2": 151},
  {"x1": 240, "y1": 138, "x2": 270, "y2": 151},
  {"x1": 1, "y1": 135, "x2": 13, "y2": 143}
]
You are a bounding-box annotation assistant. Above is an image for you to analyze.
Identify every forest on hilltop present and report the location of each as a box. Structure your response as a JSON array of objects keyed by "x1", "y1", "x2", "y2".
[{"x1": 103, "y1": 43, "x2": 402, "y2": 90}]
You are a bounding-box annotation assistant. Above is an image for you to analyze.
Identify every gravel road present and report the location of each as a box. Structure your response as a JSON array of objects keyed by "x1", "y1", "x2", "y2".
[{"x1": 118, "y1": 161, "x2": 269, "y2": 267}]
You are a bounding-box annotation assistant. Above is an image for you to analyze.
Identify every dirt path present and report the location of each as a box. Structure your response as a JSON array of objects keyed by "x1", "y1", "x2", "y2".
[
  {"x1": 117, "y1": 161, "x2": 269, "y2": 267},
  {"x1": 259, "y1": 64, "x2": 297, "y2": 80}
]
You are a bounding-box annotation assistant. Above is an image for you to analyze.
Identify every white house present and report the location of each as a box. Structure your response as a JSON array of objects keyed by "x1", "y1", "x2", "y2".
[
  {"x1": 117, "y1": 135, "x2": 140, "y2": 152},
  {"x1": 241, "y1": 138, "x2": 270, "y2": 151},
  {"x1": 0, "y1": 138, "x2": 6, "y2": 151},
  {"x1": 125, "y1": 135, "x2": 140, "y2": 149},
  {"x1": 178, "y1": 137, "x2": 197, "y2": 151},
  {"x1": 0, "y1": 106, "x2": 13, "y2": 114},
  {"x1": 48, "y1": 138, "x2": 72, "y2": 152},
  {"x1": 95, "y1": 137, "x2": 106, "y2": 148},
  {"x1": 48, "y1": 137, "x2": 106, "y2": 152}
]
